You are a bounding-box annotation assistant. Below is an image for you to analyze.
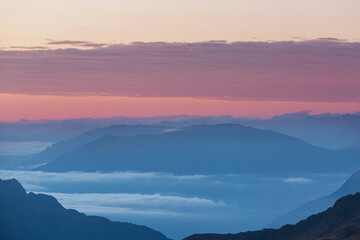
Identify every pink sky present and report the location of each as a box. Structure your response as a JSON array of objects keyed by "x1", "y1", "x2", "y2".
[
  {"x1": 1, "y1": 39, "x2": 360, "y2": 121},
  {"x1": 2, "y1": 40, "x2": 360, "y2": 100},
  {"x1": 1, "y1": 0, "x2": 359, "y2": 121},
  {"x1": 1, "y1": 94, "x2": 360, "y2": 121}
]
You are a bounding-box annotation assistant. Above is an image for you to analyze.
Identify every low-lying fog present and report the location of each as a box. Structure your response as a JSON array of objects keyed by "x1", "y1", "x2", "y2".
[{"x1": 0, "y1": 169, "x2": 349, "y2": 239}]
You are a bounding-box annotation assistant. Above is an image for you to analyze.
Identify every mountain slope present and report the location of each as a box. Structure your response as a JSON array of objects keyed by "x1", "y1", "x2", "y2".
[
  {"x1": 242, "y1": 113, "x2": 360, "y2": 149},
  {"x1": 343, "y1": 141, "x2": 360, "y2": 150},
  {"x1": 0, "y1": 121, "x2": 99, "y2": 142},
  {"x1": 184, "y1": 192, "x2": 360, "y2": 240},
  {"x1": 269, "y1": 169, "x2": 360, "y2": 228},
  {"x1": 0, "y1": 178, "x2": 169, "y2": 240},
  {"x1": 27, "y1": 125, "x2": 167, "y2": 167},
  {"x1": 38, "y1": 124, "x2": 360, "y2": 174}
]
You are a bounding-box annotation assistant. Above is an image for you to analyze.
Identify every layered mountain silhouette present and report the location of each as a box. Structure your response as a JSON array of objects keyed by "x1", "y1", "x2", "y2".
[
  {"x1": 344, "y1": 141, "x2": 360, "y2": 150},
  {"x1": 27, "y1": 125, "x2": 167, "y2": 167},
  {"x1": 184, "y1": 192, "x2": 360, "y2": 240},
  {"x1": 0, "y1": 121, "x2": 100, "y2": 142},
  {"x1": 0, "y1": 178, "x2": 169, "y2": 240},
  {"x1": 38, "y1": 124, "x2": 360, "y2": 174},
  {"x1": 4, "y1": 113, "x2": 360, "y2": 150},
  {"x1": 242, "y1": 113, "x2": 360, "y2": 149},
  {"x1": 269, "y1": 169, "x2": 360, "y2": 228}
]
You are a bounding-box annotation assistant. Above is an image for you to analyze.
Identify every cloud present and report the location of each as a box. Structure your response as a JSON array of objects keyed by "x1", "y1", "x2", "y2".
[
  {"x1": 0, "y1": 170, "x2": 222, "y2": 217},
  {"x1": 0, "y1": 170, "x2": 210, "y2": 188},
  {"x1": 34, "y1": 191, "x2": 224, "y2": 218},
  {"x1": 283, "y1": 177, "x2": 313, "y2": 183},
  {"x1": 80, "y1": 43, "x2": 107, "y2": 48},
  {"x1": 10, "y1": 46, "x2": 49, "y2": 50},
  {"x1": 42, "y1": 192, "x2": 225, "y2": 208},
  {"x1": 58, "y1": 204, "x2": 185, "y2": 217},
  {"x1": 21, "y1": 182, "x2": 46, "y2": 191},
  {"x1": 47, "y1": 40, "x2": 107, "y2": 48},
  {"x1": 163, "y1": 128, "x2": 182, "y2": 133},
  {"x1": 1, "y1": 39, "x2": 360, "y2": 102},
  {"x1": 47, "y1": 40, "x2": 91, "y2": 45}
]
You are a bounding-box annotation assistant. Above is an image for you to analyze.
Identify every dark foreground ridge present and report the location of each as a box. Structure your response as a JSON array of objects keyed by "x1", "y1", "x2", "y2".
[
  {"x1": 0, "y1": 179, "x2": 170, "y2": 240},
  {"x1": 269, "y1": 169, "x2": 360, "y2": 228},
  {"x1": 184, "y1": 192, "x2": 360, "y2": 240}
]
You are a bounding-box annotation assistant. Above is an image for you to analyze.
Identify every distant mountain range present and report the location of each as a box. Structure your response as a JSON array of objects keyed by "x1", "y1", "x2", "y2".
[
  {"x1": 26, "y1": 125, "x2": 167, "y2": 167},
  {"x1": 0, "y1": 179, "x2": 169, "y2": 240},
  {"x1": 268, "y1": 169, "x2": 360, "y2": 228},
  {"x1": 0, "y1": 121, "x2": 100, "y2": 142},
  {"x1": 0, "y1": 115, "x2": 236, "y2": 142},
  {"x1": 2, "y1": 112, "x2": 360, "y2": 149},
  {"x1": 184, "y1": 192, "x2": 360, "y2": 240},
  {"x1": 241, "y1": 112, "x2": 360, "y2": 149},
  {"x1": 37, "y1": 124, "x2": 360, "y2": 174},
  {"x1": 344, "y1": 141, "x2": 360, "y2": 150}
]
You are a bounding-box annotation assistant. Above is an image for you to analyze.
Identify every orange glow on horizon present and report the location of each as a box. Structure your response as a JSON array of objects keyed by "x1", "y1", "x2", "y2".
[{"x1": 1, "y1": 94, "x2": 359, "y2": 121}]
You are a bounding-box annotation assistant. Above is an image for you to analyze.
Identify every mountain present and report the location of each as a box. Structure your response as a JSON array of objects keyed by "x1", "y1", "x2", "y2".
[
  {"x1": 0, "y1": 178, "x2": 169, "y2": 240},
  {"x1": 343, "y1": 141, "x2": 360, "y2": 150},
  {"x1": 27, "y1": 125, "x2": 167, "y2": 168},
  {"x1": 38, "y1": 124, "x2": 360, "y2": 174},
  {"x1": 0, "y1": 121, "x2": 100, "y2": 142},
  {"x1": 4, "y1": 113, "x2": 360, "y2": 149},
  {"x1": 154, "y1": 113, "x2": 360, "y2": 149},
  {"x1": 242, "y1": 113, "x2": 360, "y2": 149},
  {"x1": 0, "y1": 116, "x2": 218, "y2": 142},
  {"x1": 269, "y1": 169, "x2": 360, "y2": 228},
  {"x1": 184, "y1": 192, "x2": 360, "y2": 240},
  {"x1": 0, "y1": 115, "x2": 224, "y2": 142},
  {"x1": 271, "y1": 110, "x2": 311, "y2": 121}
]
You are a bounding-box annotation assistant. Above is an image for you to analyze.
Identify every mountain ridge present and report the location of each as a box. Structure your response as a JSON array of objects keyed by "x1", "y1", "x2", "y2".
[
  {"x1": 0, "y1": 178, "x2": 170, "y2": 240},
  {"x1": 38, "y1": 124, "x2": 360, "y2": 174},
  {"x1": 26, "y1": 124, "x2": 167, "y2": 167},
  {"x1": 269, "y1": 169, "x2": 360, "y2": 228},
  {"x1": 184, "y1": 192, "x2": 360, "y2": 240}
]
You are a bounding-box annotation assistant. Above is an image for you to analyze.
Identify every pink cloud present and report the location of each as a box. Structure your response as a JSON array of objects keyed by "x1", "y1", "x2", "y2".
[
  {"x1": 9, "y1": 46, "x2": 49, "y2": 50},
  {"x1": 47, "y1": 40, "x2": 90, "y2": 45},
  {"x1": 46, "y1": 40, "x2": 107, "y2": 48},
  {"x1": 1, "y1": 39, "x2": 359, "y2": 102}
]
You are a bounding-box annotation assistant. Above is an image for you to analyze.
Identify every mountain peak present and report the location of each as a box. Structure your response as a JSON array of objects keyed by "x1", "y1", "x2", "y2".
[{"x1": 0, "y1": 178, "x2": 26, "y2": 198}]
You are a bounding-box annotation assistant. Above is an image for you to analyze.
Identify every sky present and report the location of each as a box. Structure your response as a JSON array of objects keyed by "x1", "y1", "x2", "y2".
[{"x1": 1, "y1": 0, "x2": 359, "y2": 121}]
